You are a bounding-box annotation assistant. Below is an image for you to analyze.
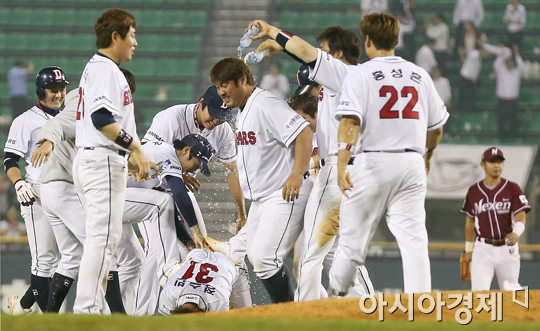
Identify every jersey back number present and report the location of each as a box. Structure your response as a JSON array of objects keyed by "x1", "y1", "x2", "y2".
[
  {"x1": 76, "y1": 87, "x2": 84, "y2": 120},
  {"x1": 379, "y1": 85, "x2": 418, "y2": 120},
  {"x1": 181, "y1": 260, "x2": 219, "y2": 284}
]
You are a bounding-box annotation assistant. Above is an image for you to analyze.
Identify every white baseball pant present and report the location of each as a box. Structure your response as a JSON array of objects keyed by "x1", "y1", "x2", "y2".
[
  {"x1": 20, "y1": 187, "x2": 59, "y2": 278},
  {"x1": 296, "y1": 157, "x2": 374, "y2": 301},
  {"x1": 116, "y1": 223, "x2": 145, "y2": 315},
  {"x1": 246, "y1": 177, "x2": 314, "y2": 280},
  {"x1": 73, "y1": 147, "x2": 128, "y2": 314},
  {"x1": 329, "y1": 152, "x2": 431, "y2": 294},
  {"x1": 471, "y1": 240, "x2": 520, "y2": 291},
  {"x1": 40, "y1": 181, "x2": 86, "y2": 280}
]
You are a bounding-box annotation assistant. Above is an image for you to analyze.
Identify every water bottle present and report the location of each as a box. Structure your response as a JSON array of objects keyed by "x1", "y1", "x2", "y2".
[
  {"x1": 238, "y1": 25, "x2": 261, "y2": 51},
  {"x1": 149, "y1": 159, "x2": 171, "y2": 178},
  {"x1": 244, "y1": 49, "x2": 270, "y2": 64}
]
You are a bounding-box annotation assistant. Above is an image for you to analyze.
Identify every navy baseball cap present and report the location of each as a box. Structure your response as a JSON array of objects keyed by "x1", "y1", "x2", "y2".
[
  {"x1": 181, "y1": 134, "x2": 215, "y2": 176},
  {"x1": 203, "y1": 86, "x2": 233, "y2": 121},
  {"x1": 482, "y1": 147, "x2": 505, "y2": 162},
  {"x1": 295, "y1": 64, "x2": 316, "y2": 95}
]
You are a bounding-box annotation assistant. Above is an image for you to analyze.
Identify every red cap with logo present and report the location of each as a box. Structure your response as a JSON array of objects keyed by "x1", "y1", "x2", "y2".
[{"x1": 482, "y1": 147, "x2": 505, "y2": 162}]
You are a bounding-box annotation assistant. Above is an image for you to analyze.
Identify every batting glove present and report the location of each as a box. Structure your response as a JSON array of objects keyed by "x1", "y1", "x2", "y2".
[{"x1": 14, "y1": 179, "x2": 38, "y2": 206}]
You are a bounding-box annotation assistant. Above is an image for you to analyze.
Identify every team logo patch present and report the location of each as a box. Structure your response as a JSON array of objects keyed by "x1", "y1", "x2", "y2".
[
  {"x1": 509, "y1": 248, "x2": 515, "y2": 255},
  {"x1": 33, "y1": 289, "x2": 38, "y2": 296},
  {"x1": 284, "y1": 114, "x2": 302, "y2": 130},
  {"x1": 519, "y1": 195, "x2": 528, "y2": 204},
  {"x1": 64, "y1": 279, "x2": 71, "y2": 287},
  {"x1": 108, "y1": 274, "x2": 114, "y2": 281}
]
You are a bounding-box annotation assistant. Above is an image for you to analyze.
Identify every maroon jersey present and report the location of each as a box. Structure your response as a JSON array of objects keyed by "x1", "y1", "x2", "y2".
[{"x1": 460, "y1": 178, "x2": 530, "y2": 239}]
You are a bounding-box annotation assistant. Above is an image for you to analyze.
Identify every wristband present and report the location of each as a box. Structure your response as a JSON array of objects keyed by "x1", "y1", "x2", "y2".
[
  {"x1": 465, "y1": 241, "x2": 474, "y2": 252},
  {"x1": 276, "y1": 30, "x2": 295, "y2": 49},
  {"x1": 337, "y1": 142, "x2": 354, "y2": 151},
  {"x1": 512, "y1": 222, "x2": 525, "y2": 237},
  {"x1": 115, "y1": 129, "x2": 133, "y2": 149}
]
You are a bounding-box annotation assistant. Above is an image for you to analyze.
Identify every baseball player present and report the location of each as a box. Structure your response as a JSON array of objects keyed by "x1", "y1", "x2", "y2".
[
  {"x1": 126, "y1": 135, "x2": 215, "y2": 316},
  {"x1": 159, "y1": 227, "x2": 251, "y2": 314},
  {"x1": 4, "y1": 66, "x2": 68, "y2": 314},
  {"x1": 142, "y1": 85, "x2": 246, "y2": 233},
  {"x1": 330, "y1": 13, "x2": 449, "y2": 295},
  {"x1": 248, "y1": 21, "x2": 374, "y2": 301},
  {"x1": 211, "y1": 58, "x2": 314, "y2": 303},
  {"x1": 460, "y1": 147, "x2": 530, "y2": 290},
  {"x1": 73, "y1": 8, "x2": 151, "y2": 314}
]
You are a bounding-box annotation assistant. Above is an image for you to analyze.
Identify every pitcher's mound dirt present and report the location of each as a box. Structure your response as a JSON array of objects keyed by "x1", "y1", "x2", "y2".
[{"x1": 210, "y1": 290, "x2": 538, "y2": 322}]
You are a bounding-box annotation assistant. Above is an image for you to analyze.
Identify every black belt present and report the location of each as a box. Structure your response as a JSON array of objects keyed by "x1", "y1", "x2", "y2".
[
  {"x1": 84, "y1": 147, "x2": 127, "y2": 157},
  {"x1": 364, "y1": 149, "x2": 417, "y2": 153},
  {"x1": 303, "y1": 171, "x2": 310, "y2": 179},
  {"x1": 320, "y1": 158, "x2": 355, "y2": 167},
  {"x1": 477, "y1": 237, "x2": 506, "y2": 247}
]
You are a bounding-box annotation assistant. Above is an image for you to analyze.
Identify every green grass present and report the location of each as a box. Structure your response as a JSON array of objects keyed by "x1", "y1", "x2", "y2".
[{"x1": 1, "y1": 314, "x2": 539, "y2": 331}]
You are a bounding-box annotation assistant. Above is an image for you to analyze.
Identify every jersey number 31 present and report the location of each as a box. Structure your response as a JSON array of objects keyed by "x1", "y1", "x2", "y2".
[{"x1": 379, "y1": 86, "x2": 418, "y2": 119}]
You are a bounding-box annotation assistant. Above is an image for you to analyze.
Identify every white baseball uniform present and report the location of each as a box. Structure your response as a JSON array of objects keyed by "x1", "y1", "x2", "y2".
[
  {"x1": 330, "y1": 56, "x2": 449, "y2": 294},
  {"x1": 296, "y1": 49, "x2": 374, "y2": 301},
  {"x1": 236, "y1": 88, "x2": 314, "y2": 280},
  {"x1": 4, "y1": 105, "x2": 60, "y2": 278},
  {"x1": 73, "y1": 53, "x2": 139, "y2": 314}
]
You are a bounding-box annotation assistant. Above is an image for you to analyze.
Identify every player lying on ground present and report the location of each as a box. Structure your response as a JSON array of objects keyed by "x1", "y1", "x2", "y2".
[{"x1": 158, "y1": 228, "x2": 251, "y2": 314}]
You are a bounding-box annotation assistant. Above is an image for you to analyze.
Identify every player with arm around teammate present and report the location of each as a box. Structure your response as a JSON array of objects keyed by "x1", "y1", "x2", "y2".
[
  {"x1": 4, "y1": 66, "x2": 68, "y2": 314},
  {"x1": 211, "y1": 58, "x2": 314, "y2": 303},
  {"x1": 142, "y1": 85, "x2": 247, "y2": 233},
  {"x1": 460, "y1": 147, "x2": 530, "y2": 290},
  {"x1": 247, "y1": 20, "x2": 374, "y2": 301},
  {"x1": 330, "y1": 13, "x2": 449, "y2": 295}
]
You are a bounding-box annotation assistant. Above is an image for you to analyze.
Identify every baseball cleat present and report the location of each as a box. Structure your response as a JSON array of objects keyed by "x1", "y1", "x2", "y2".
[{"x1": 7, "y1": 296, "x2": 32, "y2": 315}]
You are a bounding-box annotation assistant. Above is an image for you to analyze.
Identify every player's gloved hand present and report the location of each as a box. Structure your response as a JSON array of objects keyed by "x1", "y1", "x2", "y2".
[
  {"x1": 282, "y1": 171, "x2": 303, "y2": 202},
  {"x1": 337, "y1": 166, "x2": 353, "y2": 198},
  {"x1": 183, "y1": 174, "x2": 201, "y2": 193},
  {"x1": 255, "y1": 40, "x2": 283, "y2": 58},
  {"x1": 247, "y1": 20, "x2": 271, "y2": 40},
  {"x1": 460, "y1": 252, "x2": 472, "y2": 281},
  {"x1": 31, "y1": 140, "x2": 53, "y2": 167},
  {"x1": 235, "y1": 216, "x2": 247, "y2": 234},
  {"x1": 505, "y1": 232, "x2": 519, "y2": 246},
  {"x1": 14, "y1": 179, "x2": 38, "y2": 206}
]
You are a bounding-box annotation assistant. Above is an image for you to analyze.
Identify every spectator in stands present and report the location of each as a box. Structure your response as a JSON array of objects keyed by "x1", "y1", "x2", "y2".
[
  {"x1": 7, "y1": 60, "x2": 34, "y2": 118},
  {"x1": 455, "y1": 21, "x2": 481, "y2": 62},
  {"x1": 1, "y1": 207, "x2": 26, "y2": 251},
  {"x1": 504, "y1": 0, "x2": 527, "y2": 49},
  {"x1": 431, "y1": 66, "x2": 452, "y2": 109},
  {"x1": 493, "y1": 45, "x2": 524, "y2": 141},
  {"x1": 425, "y1": 13, "x2": 450, "y2": 73},
  {"x1": 260, "y1": 62, "x2": 290, "y2": 99},
  {"x1": 394, "y1": 5, "x2": 415, "y2": 61},
  {"x1": 0, "y1": 172, "x2": 11, "y2": 218},
  {"x1": 361, "y1": 0, "x2": 388, "y2": 17},
  {"x1": 416, "y1": 38, "x2": 438, "y2": 73},
  {"x1": 457, "y1": 37, "x2": 487, "y2": 112},
  {"x1": 453, "y1": 0, "x2": 484, "y2": 27}
]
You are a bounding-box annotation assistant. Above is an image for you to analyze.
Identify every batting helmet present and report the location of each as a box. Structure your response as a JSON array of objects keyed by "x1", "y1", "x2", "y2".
[
  {"x1": 36, "y1": 66, "x2": 69, "y2": 100},
  {"x1": 295, "y1": 64, "x2": 316, "y2": 96}
]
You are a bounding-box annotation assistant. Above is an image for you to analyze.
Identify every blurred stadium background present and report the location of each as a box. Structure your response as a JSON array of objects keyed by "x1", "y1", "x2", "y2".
[{"x1": 1, "y1": 0, "x2": 539, "y2": 309}]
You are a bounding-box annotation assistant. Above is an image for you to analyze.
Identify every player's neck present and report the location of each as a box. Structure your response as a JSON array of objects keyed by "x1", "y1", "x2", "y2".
[
  {"x1": 97, "y1": 49, "x2": 119, "y2": 64},
  {"x1": 368, "y1": 49, "x2": 396, "y2": 59},
  {"x1": 484, "y1": 176, "x2": 501, "y2": 186},
  {"x1": 240, "y1": 86, "x2": 256, "y2": 110}
]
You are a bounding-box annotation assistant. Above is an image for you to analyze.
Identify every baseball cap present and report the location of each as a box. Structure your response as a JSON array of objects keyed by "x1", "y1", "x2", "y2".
[
  {"x1": 203, "y1": 86, "x2": 233, "y2": 121},
  {"x1": 295, "y1": 64, "x2": 316, "y2": 95},
  {"x1": 181, "y1": 134, "x2": 215, "y2": 176},
  {"x1": 482, "y1": 147, "x2": 505, "y2": 162},
  {"x1": 176, "y1": 294, "x2": 207, "y2": 312}
]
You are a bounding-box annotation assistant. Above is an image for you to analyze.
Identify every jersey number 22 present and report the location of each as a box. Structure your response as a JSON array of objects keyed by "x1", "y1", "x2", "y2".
[{"x1": 379, "y1": 86, "x2": 418, "y2": 119}]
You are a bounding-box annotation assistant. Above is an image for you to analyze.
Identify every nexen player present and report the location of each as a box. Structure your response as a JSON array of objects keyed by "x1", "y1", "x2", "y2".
[
  {"x1": 4, "y1": 66, "x2": 68, "y2": 314},
  {"x1": 330, "y1": 13, "x2": 449, "y2": 295},
  {"x1": 460, "y1": 147, "x2": 530, "y2": 290},
  {"x1": 73, "y1": 8, "x2": 151, "y2": 314},
  {"x1": 211, "y1": 58, "x2": 314, "y2": 303},
  {"x1": 248, "y1": 20, "x2": 374, "y2": 301},
  {"x1": 142, "y1": 85, "x2": 247, "y2": 233}
]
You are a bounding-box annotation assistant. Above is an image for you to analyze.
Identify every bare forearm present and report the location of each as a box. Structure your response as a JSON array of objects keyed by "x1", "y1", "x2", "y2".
[
  {"x1": 266, "y1": 25, "x2": 317, "y2": 63},
  {"x1": 225, "y1": 166, "x2": 247, "y2": 219},
  {"x1": 465, "y1": 216, "x2": 476, "y2": 242},
  {"x1": 6, "y1": 167, "x2": 23, "y2": 184},
  {"x1": 292, "y1": 127, "x2": 313, "y2": 176},
  {"x1": 337, "y1": 116, "x2": 360, "y2": 168},
  {"x1": 98, "y1": 122, "x2": 142, "y2": 153},
  {"x1": 426, "y1": 126, "x2": 443, "y2": 150}
]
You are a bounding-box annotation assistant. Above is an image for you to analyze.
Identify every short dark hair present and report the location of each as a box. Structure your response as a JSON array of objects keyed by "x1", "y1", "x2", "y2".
[
  {"x1": 95, "y1": 8, "x2": 136, "y2": 49},
  {"x1": 172, "y1": 303, "x2": 204, "y2": 315},
  {"x1": 210, "y1": 58, "x2": 254, "y2": 87},
  {"x1": 360, "y1": 13, "x2": 399, "y2": 51},
  {"x1": 119, "y1": 67, "x2": 136, "y2": 94},
  {"x1": 289, "y1": 94, "x2": 318, "y2": 119},
  {"x1": 317, "y1": 26, "x2": 361, "y2": 64}
]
